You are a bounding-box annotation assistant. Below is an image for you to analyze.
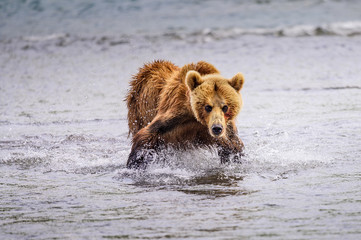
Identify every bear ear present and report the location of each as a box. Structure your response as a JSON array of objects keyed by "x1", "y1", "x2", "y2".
[
  {"x1": 186, "y1": 70, "x2": 204, "y2": 91},
  {"x1": 229, "y1": 73, "x2": 244, "y2": 92}
]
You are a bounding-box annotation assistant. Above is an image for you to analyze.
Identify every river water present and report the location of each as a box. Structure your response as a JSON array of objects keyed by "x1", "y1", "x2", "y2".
[{"x1": 1, "y1": 0, "x2": 361, "y2": 239}]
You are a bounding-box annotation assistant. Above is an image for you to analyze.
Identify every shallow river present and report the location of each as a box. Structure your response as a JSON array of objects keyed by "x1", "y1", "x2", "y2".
[{"x1": 1, "y1": 0, "x2": 361, "y2": 239}]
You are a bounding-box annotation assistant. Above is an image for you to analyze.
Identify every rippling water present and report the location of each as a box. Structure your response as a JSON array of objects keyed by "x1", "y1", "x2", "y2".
[{"x1": 1, "y1": 0, "x2": 361, "y2": 239}]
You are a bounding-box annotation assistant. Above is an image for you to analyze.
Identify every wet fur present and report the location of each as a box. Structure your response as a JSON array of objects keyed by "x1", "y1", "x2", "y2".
[{"x1": 126, "y1": 60, "x2": 244, "y2": 169}]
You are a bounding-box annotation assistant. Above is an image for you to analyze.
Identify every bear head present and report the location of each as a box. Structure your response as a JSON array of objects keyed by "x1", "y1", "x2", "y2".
[{"x1": 186, "y1": 70, "x2": 244, "y2": 138}]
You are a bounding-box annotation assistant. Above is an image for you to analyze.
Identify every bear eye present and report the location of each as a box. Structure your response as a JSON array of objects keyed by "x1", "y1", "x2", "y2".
[
  {"x1": 205, "y1": 105, "x2": 213, "y2": 113},
  {"x1": 222, "y1": 105, "x2": 228, "y2": 113}
]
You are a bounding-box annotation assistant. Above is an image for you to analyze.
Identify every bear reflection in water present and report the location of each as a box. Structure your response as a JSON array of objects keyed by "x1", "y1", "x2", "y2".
[{"x1": 126, "y1": 60, "x2": 245, "y2": 169}]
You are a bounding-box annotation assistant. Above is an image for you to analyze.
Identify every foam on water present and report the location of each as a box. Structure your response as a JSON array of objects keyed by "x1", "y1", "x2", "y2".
[
  {"x1": 0, "y1": 121, "x2": 332, "y2": 188},
  {"x1": 1, "y1": 124, "x2": 333, "y2": 188}
]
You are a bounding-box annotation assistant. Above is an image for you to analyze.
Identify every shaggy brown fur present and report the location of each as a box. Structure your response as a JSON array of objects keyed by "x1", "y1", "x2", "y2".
[{"x1": 126, "y1": 60, "x2": 244, "y2": 169}]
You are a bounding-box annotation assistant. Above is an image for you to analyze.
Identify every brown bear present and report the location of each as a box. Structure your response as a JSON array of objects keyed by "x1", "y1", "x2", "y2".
[{"x1": 126, "y1": 60, "x2": 244, "y2": 169}]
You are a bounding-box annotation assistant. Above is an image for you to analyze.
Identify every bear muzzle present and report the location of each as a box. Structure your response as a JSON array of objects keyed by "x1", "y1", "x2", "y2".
[{"x1": 211, "y1": 124, "x2": 223, "y2": 136}]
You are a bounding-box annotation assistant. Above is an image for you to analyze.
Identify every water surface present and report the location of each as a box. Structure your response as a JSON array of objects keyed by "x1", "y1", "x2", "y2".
[{"x1": 1, "y1": 0, "x2": 361, "y2": 239}]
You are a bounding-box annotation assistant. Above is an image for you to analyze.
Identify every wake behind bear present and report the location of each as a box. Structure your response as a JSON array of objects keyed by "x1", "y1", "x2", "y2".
[{"x1": 126, "y1": 60, "x2": 245, "y2": 169}]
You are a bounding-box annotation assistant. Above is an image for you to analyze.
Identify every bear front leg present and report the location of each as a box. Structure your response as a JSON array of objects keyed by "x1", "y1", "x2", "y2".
[
  {"x1": 217, "y1": 122, "x2": 244, "y2": 164},
  {"x1": 126, "y1": 127, "x2": 161, "y2": 169},
  {"x1": 127, "y1": 113, "x2": 190, "y2": 169},
  {"x1": 218, "y1": 144, "x2": 243, "y2": 164}
]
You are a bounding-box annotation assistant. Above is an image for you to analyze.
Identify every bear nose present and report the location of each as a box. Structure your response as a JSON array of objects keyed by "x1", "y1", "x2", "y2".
[{"x1": 212, "y1": 124, "x2": 223, "y2": 136}]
